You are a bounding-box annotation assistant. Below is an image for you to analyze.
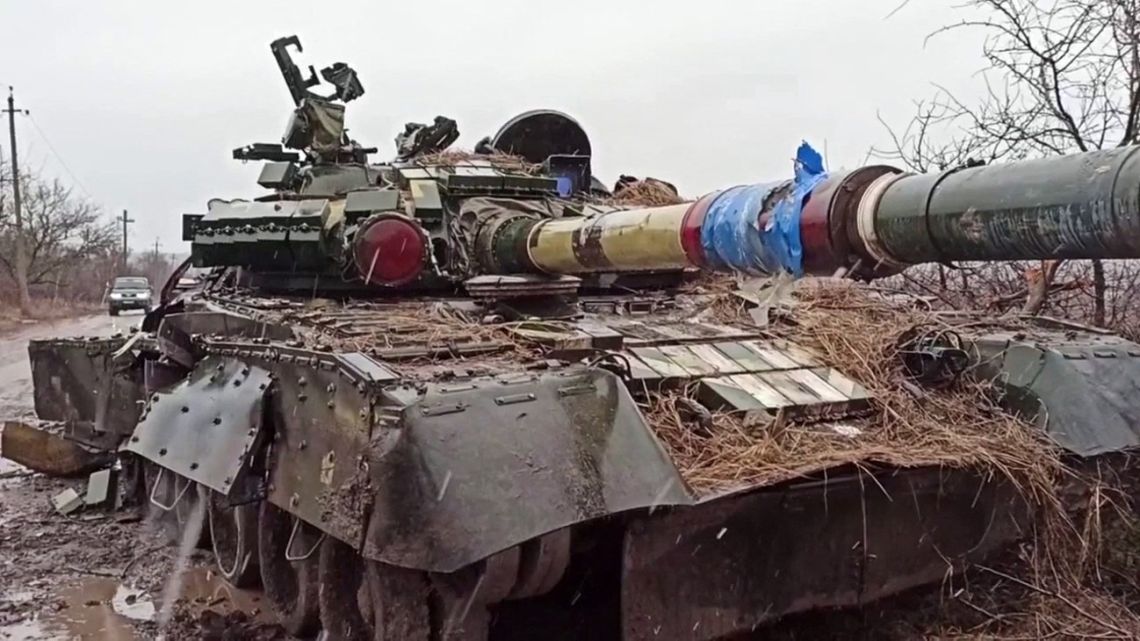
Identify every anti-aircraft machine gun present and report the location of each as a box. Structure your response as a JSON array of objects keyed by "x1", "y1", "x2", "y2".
[{"x1": 13, "y1": 34, "x2": 1140, "y2": 641}]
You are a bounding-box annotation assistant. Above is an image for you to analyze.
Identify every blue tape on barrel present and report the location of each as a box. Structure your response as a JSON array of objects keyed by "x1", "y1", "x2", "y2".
[{"x1": 698, "y1": 142, "x2": 827, "y2": 276}]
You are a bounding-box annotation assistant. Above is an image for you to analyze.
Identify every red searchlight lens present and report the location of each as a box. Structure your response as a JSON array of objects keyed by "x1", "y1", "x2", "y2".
[{"x1": 352, "y1": 214, "x2": 427, "y2": 286}]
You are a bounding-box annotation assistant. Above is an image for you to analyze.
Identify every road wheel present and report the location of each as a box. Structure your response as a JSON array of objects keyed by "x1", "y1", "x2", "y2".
[
  {"x1": 318, "y1": 538, "x2": 371, "y2": 641},
  {"x1": 207, "y1": 491, "x2": 260, "y2": 588},
  {"x1": 257, "y1": 502, "x2": 320, "y2": 637},
  {"x1": 362, "y1": 560, "x2": 431, "y2": 641}
]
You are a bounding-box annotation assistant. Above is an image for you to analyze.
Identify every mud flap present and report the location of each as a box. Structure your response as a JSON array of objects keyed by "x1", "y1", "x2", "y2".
[
  {"x1": 620, "y1": 467, "x2": 1030, "y2": 640},
  {"x1": 363, "y1": 368, "x2": 693, "y2": 573},
  {"x1": 124, "y1": 355, "x2": 272, "y2": 500},
  {"x1": 263, "y1": 351, "x2": 393, "y2": 549}
]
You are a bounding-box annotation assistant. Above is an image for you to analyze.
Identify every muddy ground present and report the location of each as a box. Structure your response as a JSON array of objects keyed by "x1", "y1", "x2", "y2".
[{"x1": 0, "y1": 313, "x2": 282, "y2": 641}]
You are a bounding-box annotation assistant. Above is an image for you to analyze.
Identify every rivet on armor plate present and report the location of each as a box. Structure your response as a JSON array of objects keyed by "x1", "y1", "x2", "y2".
[{"x1": 159, "y1": 448, "x2": 167, "y2": 456}]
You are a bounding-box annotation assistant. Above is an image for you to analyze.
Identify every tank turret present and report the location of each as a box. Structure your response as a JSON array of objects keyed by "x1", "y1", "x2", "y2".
[{"x1": 196, "y1": 44, "x2": 1140, "y2": 292}]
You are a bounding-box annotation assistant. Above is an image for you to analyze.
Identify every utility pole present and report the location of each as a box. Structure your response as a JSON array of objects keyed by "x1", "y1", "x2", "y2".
[
  {"x1": 4, "y1": 87, "x2": 31, "y2": 316},
  {"x1": 153, "y1": 237, "x2": 160, "y2": 259},
  {"x1": 120, "y1": 209, "x2": 134, "y2": 270}
]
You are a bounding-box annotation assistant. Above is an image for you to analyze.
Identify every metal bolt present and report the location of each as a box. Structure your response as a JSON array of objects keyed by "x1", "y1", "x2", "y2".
[
  {"x1": 298, "y1": 440, "x2": 307, "y2": 450},
  {"x1": 298, "y1": 394, "x2": 307, "y2": 402},
  {"x1": 298, "y1": 376, "x2": 307, "y2": 387},
  {"x1": 159, "y1": 448, "x2": 167, "y2": 456},
  {"x1": 216, "y1": 364, "x2": 225, "y2": 372},
  {"x1": 326, "y1": 383, "x2": 336, "y2": 393},
  {"x1": 233, "y1": 379, "x2": 242, "y2": 387},
  {"x1": 181, "y1": 406, "x2": 189, "y2": 413},
  {"x1": 131, "y1": 435, "x2": 139, "y2": 442},
  {"x1": 190, "y1": 462, "x2": 199, "y2": 471},
  {"x1": 290, "y1": 494, "x2": 300, "y2": 508},
  {"x1": 327, "y1": 400, "x2": 335, "y2": 409},
  {"x1": 213, "y1": 417, "x2": 222, "y2": 425}
]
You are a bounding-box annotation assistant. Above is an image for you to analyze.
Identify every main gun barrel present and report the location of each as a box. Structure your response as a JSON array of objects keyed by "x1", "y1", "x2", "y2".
[
  {"x1": 492, "y1": 145, "x2": 1140, "y2": 279},
  {"x1": 868, "y1": 146, "x2": 1140, "y2": 266}
]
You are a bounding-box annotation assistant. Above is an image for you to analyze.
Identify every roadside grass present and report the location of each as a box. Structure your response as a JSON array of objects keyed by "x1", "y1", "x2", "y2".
[{"x1": 0, "y1": 298, "x2": 103, "y2": 334}]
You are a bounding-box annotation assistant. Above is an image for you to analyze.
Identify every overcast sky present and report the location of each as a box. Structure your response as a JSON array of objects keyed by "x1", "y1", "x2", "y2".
[{"x1": 0, "y1": 0, "x2": 987, "y2": 256}]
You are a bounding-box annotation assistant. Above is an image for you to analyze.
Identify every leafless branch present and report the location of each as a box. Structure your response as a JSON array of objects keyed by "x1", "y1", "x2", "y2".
[{"x1": 875, "y1": 0, "x2": 1138, "y2": 322}]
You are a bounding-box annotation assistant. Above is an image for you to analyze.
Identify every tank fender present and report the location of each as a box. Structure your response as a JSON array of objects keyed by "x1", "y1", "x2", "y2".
[
  {"x1": 29, "y1": 336, "x2": 143, "y2": 448},
  {"x1": 124, "y1": 355, "x2": 272, "y2": 502},
  {"x1": 361, "y1": 367, "x2": 694, "y2": 573},
  {"x1": 156, "y1": 311, "x2": 295, "y2": 368},
  {"x1": 620, "y1": 468, "x2": 1031, "y2": 640},
  {"x1": 971, "y1": 330, "x2": 1140, "y2": 456}
]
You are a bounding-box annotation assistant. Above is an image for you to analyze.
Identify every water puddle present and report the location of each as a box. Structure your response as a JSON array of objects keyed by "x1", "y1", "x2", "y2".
[
  {"x1": 0, "y1": 566, "x2": 269, "y2": 640},
  {"x1": 1, "y1": 579, "x2": 143, "y2": 640}
]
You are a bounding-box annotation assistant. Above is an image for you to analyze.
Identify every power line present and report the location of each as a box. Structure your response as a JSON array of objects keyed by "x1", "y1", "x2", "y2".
[{"x1": 25, "y1": 113, "x2": 93, "y2": 200}]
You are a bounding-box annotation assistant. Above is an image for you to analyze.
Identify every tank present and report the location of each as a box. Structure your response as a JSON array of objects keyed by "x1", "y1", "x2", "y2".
[{"x1": 14, "y1": 35, "x2": 1140, "y2": 640}]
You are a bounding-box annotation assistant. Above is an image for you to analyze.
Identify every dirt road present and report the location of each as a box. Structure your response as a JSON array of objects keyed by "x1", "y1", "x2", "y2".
[{"x1": 0, "y1": 312, "x2": 275, "y2": 640}]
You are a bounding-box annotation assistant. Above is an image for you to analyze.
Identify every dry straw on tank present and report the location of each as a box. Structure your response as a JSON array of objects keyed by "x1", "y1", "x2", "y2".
[
  {"x1": 650, "y1": 279, "x2": 1064, "y2": 506},
  {"x1": 598, "y1": 179, "x2": 686, "y2": 207},
  {"x1": 410, "y1": 149, "x2": 541, "y2": 174}
]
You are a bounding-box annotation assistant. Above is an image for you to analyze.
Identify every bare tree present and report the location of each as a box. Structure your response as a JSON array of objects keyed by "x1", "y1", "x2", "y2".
[
  {"x1": 877, "y1": 0, "x2": 1140, "y2": 321},
  {"x1": 0, "y1": 168, "x2": 118, "y2": 309}
]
